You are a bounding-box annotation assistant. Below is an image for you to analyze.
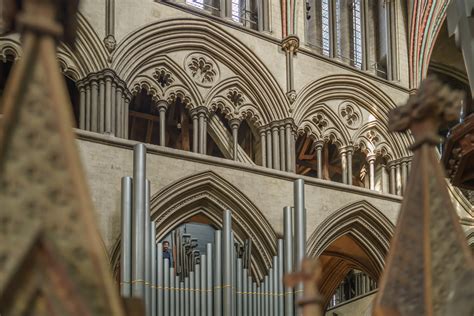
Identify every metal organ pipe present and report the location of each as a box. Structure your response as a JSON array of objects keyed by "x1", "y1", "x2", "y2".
[{"x1": 120, "y1": 176, "x2": 132, "y2": 297}]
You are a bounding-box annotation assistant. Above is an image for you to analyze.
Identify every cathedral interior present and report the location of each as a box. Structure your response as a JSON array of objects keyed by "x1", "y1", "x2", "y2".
[{"x1": 0, "y1": 0, "x2": 473, "y2": 315}]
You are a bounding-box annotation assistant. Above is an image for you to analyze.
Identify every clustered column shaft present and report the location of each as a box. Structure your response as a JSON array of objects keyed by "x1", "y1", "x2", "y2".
[
  {"x1": 77, "y1": 69, "x2": 131, "y2": 138},
  {"x1": 259, "y1": 120, "x2": 296, "y2": 172}
]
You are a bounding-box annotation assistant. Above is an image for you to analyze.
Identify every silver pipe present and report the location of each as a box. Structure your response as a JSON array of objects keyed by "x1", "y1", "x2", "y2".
[
  {"x1": 269, "y1": 269, "x2": 274, "y2": 316},
  {"x1": 257, "y1": 283, "x2": 262, "y2": 316},
  {"x1": 190, "y1": 271, "x2": 195, "y2": 316},
  {"x1": 237, "y1": 259, "x2": 243, "y2": 315},
  {"x1": 206, "y1": 243, "x2": 213, "y2": 316},
  {"x1": 243, "y1": 268, "x2": 248, "y2": 315},
  {"x1": 179, "y1": 281, "x2": 184, "y2": 316},
  {"x1": 264, "y1": 275, "x2": 269, "y2": 316},
  {"x1": 231, "y1": 232, "x2": 236, "y2": 316},
  {"x1": 151, "y1": 222, "x2": 157, "y2": 316},
  {"x1": 201, "y1": 255, "x2": 207, "y2": 316},
  {"x1": 214, "y1": 230, "x2": 222, "y2": 316},
  {"x1": 164, "y1": 258, "x2": 170, "y2": 316},
  {"x1": 273, "y1": 255, "x2": 278, "y2": 315},
  {"x1": 277, "y1": 239, "x2": 284, "y2": 316},
  {"x1": 294, "y1": 179, "x2": 306, "y2": 306},
  {"x1": 170, "y1": 267, "x2": 175, "y2": 316},
  {"x1": 195, "y1": 264, "x2": 201, "y2": 316},
  {"x1": 145, "y1": 181, "x2": 151, "y2": 315},
  {"x1": 120, "y1": 176, "x2": 132, "y2": 297},
  {"x1": 251, "y1": 281, "x2": 256, "y2": 316},
  {"x1": 284, "y1": 207, "x2": 294, "y2": 316},
  {"x1": 157, "y1": 243, "x2": 163, "y2": 316},
  {"x1": 223, "y1": 210, "x2": 232, "y2": 316},
  {"x1": 185, "y1": 276, "x2": 190, "y2": 316},
  {"x1": 132, "y1": 144, "x2": 146, "y2": 298}
]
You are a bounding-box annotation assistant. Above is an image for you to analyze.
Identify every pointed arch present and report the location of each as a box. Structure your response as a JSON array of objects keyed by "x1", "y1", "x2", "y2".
[
  {"x1": 352, "y1": 120, "x2": 397, "y2": 160},
  {"x1": 307, "y1": 200, "x2": 394, "y2": 305},
  {"x1": 293, "y1": 74, "x2": 412, "y2": 157},
  {"x1": 297, "y1": 103, "x2": 350, "y2": 148},
  {"x1": 112, "y1": 18, "x2": 289, "y2": 123},
  {"x1": 128, "y1": 55, "x2": 203, "y2": 108},
  {"x1": 205, "y1": 76, "x2": 265, "y2": 126},
  {"x1": 150, "y1": 171, "x2": 277, "y2": 280}
]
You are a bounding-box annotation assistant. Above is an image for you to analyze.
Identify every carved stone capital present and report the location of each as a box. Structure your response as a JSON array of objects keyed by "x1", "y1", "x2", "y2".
[{"x1": 281, "y1": 35, "x2": 300, "y2": 54}]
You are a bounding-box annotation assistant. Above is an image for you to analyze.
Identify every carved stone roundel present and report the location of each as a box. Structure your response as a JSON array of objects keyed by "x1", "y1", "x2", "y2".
[
  {"x1": 184, "y1": 53, "x2": 220, "y2": 87},
  {"x1": 338, "y1": 101, "x2": 362, "y2": 130}
]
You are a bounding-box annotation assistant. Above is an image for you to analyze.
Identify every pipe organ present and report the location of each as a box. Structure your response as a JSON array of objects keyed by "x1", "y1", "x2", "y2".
[{"x1": 121, "y1": 144, "x2": 307, "y2": 315}]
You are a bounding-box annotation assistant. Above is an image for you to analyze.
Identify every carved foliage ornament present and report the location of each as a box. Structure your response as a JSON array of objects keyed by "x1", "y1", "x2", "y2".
[
  {"x1": 312, "y1": 111, "x2": 328, "y2": 130},
  {"x1": 226, "y1": 89, "x2": 245, "y2": 107},
  {"x1": 185, "y1": 53, "x2": 219, "y2": 87},
  {"x1": 153, "y1": 67, "x2": 174, "y2": 88}
]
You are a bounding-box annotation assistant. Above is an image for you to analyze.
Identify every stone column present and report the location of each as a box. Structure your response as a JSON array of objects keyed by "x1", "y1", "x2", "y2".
[
  {"x1": 266, "y1": 128, "x2": 272, "y2": 168},
  {"x1": 98, "y1": 78, "x2": 105, "y2": 133},
  {"x1": 115, "y1": 85, "x2": 123, "y2": 137},
  {"x1": 285, "y1": 122, "x2": 293, "y2": 172},
  {"x1": 396, "y1": 162, "x2": 402, "y2": 196},
  {"x1": 191, "y1": 109, "x2": 199, "y2": 153},
  {"x1": 260, "y1": 128, "x2": 266, "y2": 167},
  {"x1": 105, "y1": 76, "x2": 112, "y2": 134},
  {"x1": 78, "y1": 84, "x2": 86, "y2": 130},
  {"x1": 380, "y1": 164, "x2": 389, "y2": 193},
  {"x1": 111, "y1": 82, "x2": 117, "y2": 136},
  {"x1": 198, "y1": 110, "x2": 205, "y2": 154},
  {"x1": 314, "y1": 140, "x2": 324, "y2": 179},
  {"x1": 124, "y1": 94, "x2": 130, "y2": 139},
  {"x1": 271, "y1": 124, "x2": 280, "y2": 170},
  {"x1": 281, "y1": 36, "x2": 300, "y2": 104},
  {"x1": 347, "y1": 146, "x2": 353, "y2": 185},
  {"x1": 389, "y1": 163, "x2": 396, "y2": 194},
  {"x1": 368, "y1": 155, "x2": 376, "y2": 190},
  {"x1": 401, "y1": 160, "x2": 408, "y2": 194},
  {"x1": 157, "y1": 100, "x2": 168, "y2": 147},
  {"x1": 85, "y1": 84, "x2": 91, "y2": 131},
  {"x1": 279, "y1": 124, "x2": 286, "y2": 171},
  {"x1": 230, "y1": 118, "x2": 240, "y2": 161},
  {"x1": 341, "y1": 149, "x2": 348, "y2": 184},
  {"x1": 90, "y1": 79, "x2": 99, "y2": 132},
  {"x1": 203, "y1": 110, "x2": 208, "y2": 154}
]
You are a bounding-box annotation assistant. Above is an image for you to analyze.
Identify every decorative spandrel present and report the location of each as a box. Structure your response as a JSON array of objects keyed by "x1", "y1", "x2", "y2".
[
  {"x1": 0, "y1": 0, "x2": 125, "y2": 314},
  {"x1": 373, "y1": 77, "x2": 474, "y2": 316}
]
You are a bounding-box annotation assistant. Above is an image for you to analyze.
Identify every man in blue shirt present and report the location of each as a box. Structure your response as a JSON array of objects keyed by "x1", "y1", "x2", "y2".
[{"x1": 163, "y1": 240, "x2": 172, "y2": 263}]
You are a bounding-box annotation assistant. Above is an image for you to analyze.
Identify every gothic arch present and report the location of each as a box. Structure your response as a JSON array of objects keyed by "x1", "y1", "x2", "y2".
[
  {"x1": 307, "y1": 200, "x2": 394, "y2": 305},
  {"x1": 128, "y1": 55, "x2": 203, "y2": 108},
  {"x1": 112, "y1": 18, "x2": 289, "y2": 123},
  {"x1": 292, "y1": 74, "x2": 412, "y2": 157},
  {"x1": 150, "y1": 170, "x2": 277, "y2": 280},
  {"x1": 0, "y1": 37, "x2": 21, "y2": 61},
  {"x1": 297, "y1": 103, "x2": 351, "y2": 148},
  {"x1": 206, "y1": 77, "x2": 264, "y2": 127},
  {"x1": 352, "y1": 121, "x2": 397, "y2": 160}
]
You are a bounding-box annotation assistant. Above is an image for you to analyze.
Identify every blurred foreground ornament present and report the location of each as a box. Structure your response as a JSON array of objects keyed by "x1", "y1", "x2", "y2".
[
  {"x1": 284, "y1": 258, "x2": 323, "y2": 316},
  {"x1": 0, "y1": 0, "x2": 127, "y2": 314},
  {"x1": 372, "y1": 76, "x2": 474, "y2": 316}
]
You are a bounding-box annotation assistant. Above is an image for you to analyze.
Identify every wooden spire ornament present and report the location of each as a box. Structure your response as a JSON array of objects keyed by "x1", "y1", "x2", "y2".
[
  {"x1": 372, "y1": 76, "x2": 474, "y2": 316},
  {"x1": 0, "y1": 0, "x2": 126, "y2": 314}
]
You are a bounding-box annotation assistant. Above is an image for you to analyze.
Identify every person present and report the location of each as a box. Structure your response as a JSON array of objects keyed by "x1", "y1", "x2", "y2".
[{"x1": 163, "y1": 240, "x2": 172, "y2": 262}]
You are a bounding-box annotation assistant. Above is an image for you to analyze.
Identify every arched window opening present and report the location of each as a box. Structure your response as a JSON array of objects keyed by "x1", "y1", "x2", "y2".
[
  {"x1": 295, "y1": 135, "x2": 342, "y2": 182},
  {"x1": 128, "y1": 89, "x2": 161, "y2": 145},
  {"x1": 64, "y1": 75, "x2": 80, "y2": 127},
  {"x1": 350, "y1": 0, "x2": 363, "y2": 69},
  {"x1": 295, "y1": 134, "x2": 319, "y2": 177},
  {"x1": 351, "y1": 149, "x2": 369, "y2": 188},
  {"x1": 327, "y1": 269, "x2": 377, "y2": 309},
  {"x1": 175, "y1": 0, "x2": 261, "y2": 30},
  {"x1": 238, "y1": 119, "x2": 259, "y2": 163},
  {"x1": 166, "y1": 97, "x2": 194, "y2": 151}
]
